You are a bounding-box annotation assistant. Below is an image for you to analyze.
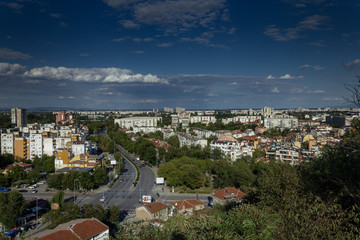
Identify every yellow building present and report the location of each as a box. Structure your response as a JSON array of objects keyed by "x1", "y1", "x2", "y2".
[
  {"x1": 67, "y1": 154, "x2": 100, "y2": 169},
  {"x1": 55, "y1": 149, "x2": 71, "y2": 170}
]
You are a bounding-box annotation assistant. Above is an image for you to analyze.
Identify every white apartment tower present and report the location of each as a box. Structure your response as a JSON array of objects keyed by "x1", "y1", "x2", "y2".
[
  {"x1": 1, "y1": 133, "x2": 14, "y2": 155},
  {"x1": 29, "y1": 133, "x2": 43, "y2": 160}
]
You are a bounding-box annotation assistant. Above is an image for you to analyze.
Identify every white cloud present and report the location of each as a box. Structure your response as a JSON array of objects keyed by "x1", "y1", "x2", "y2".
[
  {"x1": 157, "y1": 42, "x2": 173, "y2": 48},
  {"x1": 313, "y1": 65, "x2": 325, "y2": 71},
  {"x1": 25, "y1": 79, "x2": 41, "y2": 84},
  {"x1": 58, "y1": 96, "x2": 65, "y2": 99},
  {"x1": 113, "y1": 37, "x2": 129, "y2": 42},
  {"x1": 271, "y1": 87, "x2": 280, "y2": 93},
  {"x1": 307, "y1": 90, "x2": 325, "y2": 93},
  {"x1": 264, "y1": 15, "x2": 328, "y2": 41},
  {"x1": 137, "y1": 99, "x2": 159, "y2": 103},
  {"x1": 229, "y1": 82, "x2": 239, "y2": 85},
  {"x1": 279, "y1": 74, "x2": 295, "y2": 79},
  {"x1": 0, "y1": 48, "x2": 31, "y2": 60},
  {"x1": 346, "y1": 59, "x2": 360, "y2": 69},
  {"x1": 24, "y1": 66, "x2": 168, "y2": 84},
  {"x1": 121, "y1": 20, "x2": 140, "y2": 29},
  {"x1": 266, "y1": 74, "x2": 275, "y2": 79},
  {"x1": 50, "y1": 13, "x2": 61, "y2": 18},
  {"x1": 300, "y1": 64, "x2": 311, "y2": 69},
  {"x1": 0, "y1": 62, "x2": 26, "y2": 75},
  {"x1": 322, "y1": 97, "x2": 343, "y2": 101}
]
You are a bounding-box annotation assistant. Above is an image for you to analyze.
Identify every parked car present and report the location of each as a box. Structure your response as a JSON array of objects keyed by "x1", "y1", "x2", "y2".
[
  {"x1": 32, "y1": 190, "x2": 38, "y2": 193},
  {"x1": 100, "y1": 196, "x2": 106, "y2": 203},
  {"x1": 19, "y1": 190, "x2": 28, "y2": 193},
  {"x1": 28, "y1": 185, "x2": 36, "y2": 189}
]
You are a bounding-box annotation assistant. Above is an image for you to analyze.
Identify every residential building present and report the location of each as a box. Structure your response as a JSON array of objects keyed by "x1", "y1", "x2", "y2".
[
  {"x1": 72, "y1": 141, "x2": 86, "y2": 156},
  {"x1": 275, "y1": 148, "x2": 302, "y2": 165},
  {"x1": 264, "y1": 117, "x2": 298, "y2": 129},
  {"x1": 190, "y1": 115, "x2": 216, "y2": 125},
  {"x1": 55, "y1": 149, "x2": 71, "y2": 170},
  {"x1": 43, "y1": 137, "x2": 55, "y2": 156},
  {"x1": 213, "y1": 187, "x2": 247, "y2": 205},
  {"x1": 29, "y1": 133, "x2": 43, "y2": 160},
  {"x1": 14, "y1": 137, "x2": 29, "y2": 160},
  {"x1": 30, "y1": 218, "x2": 109, "y2": 240},
  {"x1": 135, "y1": 202, "x2": 169, "y2": 221},
  {"x1": 67, "y1": 154, "x2": 101, "y2": 169},
  {"x1": 11, "y1": 108, "x2": 27, "y2": 127},
  {"x1": 171, "y1": 199, "x2": 205, "y2": 216},
  {"x1": 177, "y1": 133, "x2": 207, "y2": 148},
  {"x1": 4, "y1": 162, "x2": 33, "y2": 174},
  {"x1": 114, "y1": 117, "x2": 160, "y2": 129},
  {"x1": 176, "y1": 107, "x2": 185, "y2": 113},
  {"x1": 56, "y1": 112, "x2": 74, "y2": 124},
  {"x1": 210, "y1": 136, "x2": 245, "y2": 161},
  {"x1": 164, "y1": 107, "x2": 174, "y2": 113},
  {"x1": 1, "y1": 133, "x2": 14, "y2": 155}
]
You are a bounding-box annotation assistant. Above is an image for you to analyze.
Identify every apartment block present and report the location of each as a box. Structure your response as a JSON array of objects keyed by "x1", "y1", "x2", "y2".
[
  {"x1": 190, "y1": 115, "x2": 216, "y2": 125},
  {"x1": 29, "y1": 133, "x2": 43, "y2": 160},
  {"x1": 55, "y1": 149, "x2": 71, "y2": 170},
  {"x1": 264, "y1": 117, "x2": 298, "y2": 129},
  {"x1": 11, "y1": 108, "x2": 27, "y2": 127},
  {"x1": 14, "y1": 137, "x2": 29, "y2": 160},
  {"x1": 114, "y1": 117, "x2": 160, "y2": 129},
  {"x1": 43, "y1": 137, "x2": 55, "y2": 156},
  {"x1": 1, "y1": 133, "x2": 14, "y2": 155}
]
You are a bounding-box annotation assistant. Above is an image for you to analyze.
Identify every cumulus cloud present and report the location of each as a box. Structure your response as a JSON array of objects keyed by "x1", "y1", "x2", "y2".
[
  {"x1": 300, "y1": 64, "x2": 325, "y2": 70},
  {"x1": 0, "y1": 48, "x2": 31, "y2": 60},
  {"x1": 0, "y1": 62, "x2": 26, "y2": 75},
  {"x1": 279, "y1": 74, "x2": 295, "y2": 79},
  {"x1": 264, "y1": 15, "x2": 328, "y2": 41},
  {"x1": 266, "y1": 74, "x2": 275, "y2": 79},
  {"x1": 23, "y1": 66, "x2": 168, "y2": 84},
  {"x1": 271, "y1": 87, "x2": 280, "y2": 93},
  {"x1": 346, "y1": 59, "x2": 360, "y2": 69}
]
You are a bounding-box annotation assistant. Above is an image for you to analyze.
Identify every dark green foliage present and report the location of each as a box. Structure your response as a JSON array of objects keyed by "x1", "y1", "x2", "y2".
[
  {"x1": 0, "y1": 154, "x2": 14, "y2": 169},
  {"x1": 158, "y1": 156, "x2": 210, "y2": 188},
  {"x1": 32, "y1": 155, "x2": 55, "y2": 173},
  {"x1": 211, "y1": 159, "x2": 256, "y2": 189},
  {"x1": 47, "y1": 168, "x2": 106, "y2": 190},
  {"x1": 51, "y1": 190, "x2": 64, "y2": 206},
  {"x1": 0, "y1": 113, "x2": 11, "y2": 128},
  {"x1": 166, "y1": 135, "x2": 180, "y2": 148},
  {"x1": 0, "y1": 191, "x2": 26, "y2": 230},
  {"x1": 135, "y1": 137, "x2": 157, "y2": 165},
  {"x1": 27, "y1": 112, "x2": 55, "y2": 124}
]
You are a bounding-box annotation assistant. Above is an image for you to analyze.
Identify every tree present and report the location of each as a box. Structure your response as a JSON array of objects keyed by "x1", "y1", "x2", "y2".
[
  {"x1": 108, "y1": 205, "x2": 120, "y2": 224},
  {"x1": 81, "y1": 204, "x2": 107, "y2": 222},
  {"x1": 51, "y1": 190, "x2": 64, "y2": 206},
  {"x1": 0, "y1": 191, "x2": 26, "y2": 229},
  {"x1": 93, "y1": 167, "x2": 107, "y2": 187},
  {"x1": 166, "y1": 135, "x2": 180, "y2": 148}
]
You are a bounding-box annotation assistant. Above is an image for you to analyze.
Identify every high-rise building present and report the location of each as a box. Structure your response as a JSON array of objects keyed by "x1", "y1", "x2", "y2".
[
  {"x1": 1, "y1": 133, "x2": 14, "y2": 155},
  {"x1": 11, "y1": 108, "x2": 27, "y2": 127}
]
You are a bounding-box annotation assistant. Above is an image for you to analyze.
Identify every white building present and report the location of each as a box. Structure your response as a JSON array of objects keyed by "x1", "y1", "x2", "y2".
[
  {"x1": 114, "y1": 117, "x2": 160, "y2": 129},
  {"x1": 55, "y1": 137, "x2": 72, "y2": 149},
  {"x1": 190, "y1": 116, "x2": 216, "y2": 125},
  {"x1": 43, "y1": 137, "x2": 55, "y2": 156},
  {"x1": 177, "y1": 133, "x2": 207, "y2": 148},
  {"x1": 275, "y1": 148, "x2": 301, "y2": 165},
  {"x1": 1, "y1": 133, "x2": 14, "y2": 155},
  {"x1": 222, "y1": 115, "x2": 261, "y2": 125},
  {"x1": 29, "y1": 133, "x2": 43, "y2": 160},
  {"x1": 72, "y1": 142, "x2": 86, "y2": 156},
  {"x1": 264, "y1": 117, "x2": 298, "y2": 129},
  {"x1": 210, "y1": 139, "x2": 242, "y2": 161}
]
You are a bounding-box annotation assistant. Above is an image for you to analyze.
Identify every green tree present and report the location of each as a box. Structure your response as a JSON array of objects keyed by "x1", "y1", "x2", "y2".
[
  {"x1": 0, "y1": 191, "x2": 26, "y2": 230},
  {"x1": 93, "y1": 167, "x2": 107, "y2": 187},
  {"x1": 108, "y1": 205, "x2": 120, "y2": 224},
  {"x1": 51, "y1": 190, "x2": 64, "y2": 206},
  {"x1": 81, "y1": 204, "x2": 107, "y2": 222},
  {"x1": 166, "y1": 135, "x2": 180, "y2": 148}
]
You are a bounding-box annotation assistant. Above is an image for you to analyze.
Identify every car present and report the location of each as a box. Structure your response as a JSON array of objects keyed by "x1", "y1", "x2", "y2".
[
  {"x1": 100, "y1": 196, "x2": 106, "y2": 203},
  {"x1": 31, "y1": 190, "x2": 38, "y2": 193},
  {"x1": 28, "y1": 185, "x2": 35, "y2": 189},
  {"x1": 19, "y1": 190, "x2": 28, "y2": 193}
]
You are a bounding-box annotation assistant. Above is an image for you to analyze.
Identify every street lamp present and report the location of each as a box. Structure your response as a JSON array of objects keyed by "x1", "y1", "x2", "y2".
[{"x1": 73, "y1": 179, "x2": 80, "y2": 202}]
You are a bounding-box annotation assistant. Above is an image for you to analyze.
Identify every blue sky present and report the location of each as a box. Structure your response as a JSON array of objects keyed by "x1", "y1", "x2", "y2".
[{"x1": 0, "y1": 0, "x2": 359, "y2": 110}]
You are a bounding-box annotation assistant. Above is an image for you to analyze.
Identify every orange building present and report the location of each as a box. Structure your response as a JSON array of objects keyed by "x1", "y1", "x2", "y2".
[
  {"x1": 55, "y1": 149, "x2": 71, "y2": 170},
  {"x1": 14, "y1": 137, "x2": 30, "y2": 161}
]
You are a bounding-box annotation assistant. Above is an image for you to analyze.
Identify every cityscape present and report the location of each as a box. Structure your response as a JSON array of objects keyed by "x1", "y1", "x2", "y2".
[{"x1": 1, "y1": 0, "x2": 360, "y2": 239}]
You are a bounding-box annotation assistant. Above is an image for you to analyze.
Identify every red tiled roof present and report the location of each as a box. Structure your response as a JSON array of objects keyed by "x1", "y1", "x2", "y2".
[
  {"x1": 171, "y1": 199, "x2": 204, "y2": 210},
  {"x1": 5, "y1": 162, "x2": 33, "y2": 171},
  {"x1": 218, "y1": 135, "x2": 237, "y2": 142},
  {"x1": 39, "y1": 230, "x2": 79, "y2": 240},
  {"x1": 144, "y1": 202, "x2": 168, "y2": 213},
  {"x1": 72, "y1": 219, "x2": 109, "y2": 239},
  {"x1": 213, "y1": 187, "x2": 247, "y2": 200}
]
